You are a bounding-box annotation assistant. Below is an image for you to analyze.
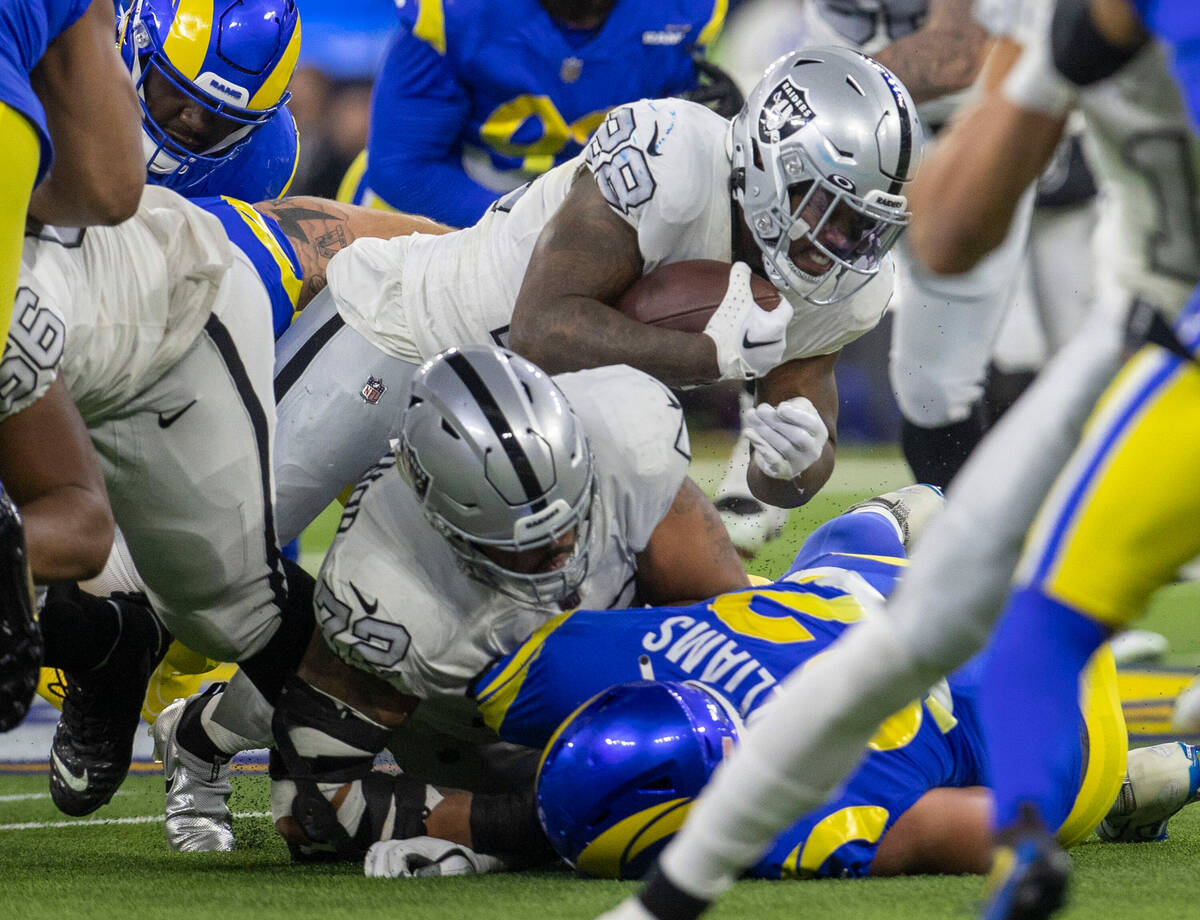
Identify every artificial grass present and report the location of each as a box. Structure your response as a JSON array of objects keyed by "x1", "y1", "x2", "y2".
[{"x1": 2, "y1": 771, "x2": 1199, "y2": 920}]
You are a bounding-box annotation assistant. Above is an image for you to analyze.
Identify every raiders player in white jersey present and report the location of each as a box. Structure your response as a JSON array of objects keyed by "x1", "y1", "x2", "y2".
[
  {"x1": 597, "y1": 2, "x2": 1200, "y2": 918},
  {"x1": 3, "y1": 188, "x2": 451, "y2": 842},
  {"x1": 266, "y1": 344, "x2": 749, "y2": 863},
  {"x1": 720, "y1": 0, "x2": 1097, "y2": 516},
  {"x1": 271, "y1": 45, "x2": 924, "y2": 546},
  {"x1": 0, "y1": 185, "x2": 314, "y2": 837}
]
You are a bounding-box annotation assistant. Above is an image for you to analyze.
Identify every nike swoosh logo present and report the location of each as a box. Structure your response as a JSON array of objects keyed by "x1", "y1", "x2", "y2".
[
  {"x1": 348, "y1": 581, "x2": 379, "y2": 616},
  {"x1": 646, "y1": 122, "x2": 661, "y2": 156},
  {"x1": 742, "y1": 332, "x2": 783, "y2": 350},
  {"x1": 51, "y1": 749, "x2": 89, "y2": 792},
  {"x1": 157, "y1": 399, "x2": 197, "y2": 429}
]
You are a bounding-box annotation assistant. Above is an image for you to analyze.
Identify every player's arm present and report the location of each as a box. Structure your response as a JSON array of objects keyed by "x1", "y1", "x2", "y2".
[
  {"x1": 274, "y1": 631, "x2": 547, "y2": 865},
  {"x1": 27, "y1": 0, "x2": 143, "y2": 226},
  {"x1": 510, "y1": 169, "x2": 724, "y2": 388},
  {"x1": 635, "y1": 478, "x2": 750, "y2": 606},
  {"x1": 742, "y1": 352, "x2": 839, "y2": 508},
  {"x1": 871, "y1": 0, "x2": 991, "y2": 104},
  {"x1": 254, "y1": 196, "x2": 453, "y2": 309},
  {"x1": 905, "y1": 13, "x2": 1091, "y2": 274},
  {"x1": 871, "y1": 787, "x2": 993, "y2": 876},
  {"x1": 0, "y1": 378, "x2": 113, "y2": 581}
]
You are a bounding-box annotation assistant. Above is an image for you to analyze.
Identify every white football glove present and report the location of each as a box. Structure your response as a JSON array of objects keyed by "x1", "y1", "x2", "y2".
[
  {"x1": 702, "y1": 262, "x2": 794, "y2": 381},
  {"x1": 364, "y1": 836, "x2": 506, "y2": 879},
  {"x1": 743, "y1": 396, "x2": 828, "y2": 481}
]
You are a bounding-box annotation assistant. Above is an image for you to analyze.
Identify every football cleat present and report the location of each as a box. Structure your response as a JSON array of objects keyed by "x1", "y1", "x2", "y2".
[
  {"x1": 1097, "y1": 742, "x2": 1200, "y2": 843},
  {"x1": 715, "y1": 494, "x2": 789, "y2": 558},
  {"x1": 153, "y1": 692, "x2": 234, "y2": 852},
  {"x1": 1107, "y1": 629, "x2": 1168, "y2": 667},
  {"x1": 846, "y1": 483, "x2": 945, "y2": 551},
  {"x1": 47, "y1": 589, "x2": 169, "y2": 816},
  {"x1": 1171, "y1": 676, "x2": 1200, "y2": 733},
  {"x1": 0, "y1": 487, "x2": 40, "y2": 733},
  {"x1": 982, "y1": 808, "x2": 1072, "y2": 920}
]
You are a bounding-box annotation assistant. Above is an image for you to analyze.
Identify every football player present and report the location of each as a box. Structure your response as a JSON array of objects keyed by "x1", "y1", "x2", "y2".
[
  {"x1": 12, "y1": 191, "x2": 449, "y2": 825},
  {"x1": 272, "y1": 46, "x2": 925, "y2": 548},
  {"x1": 0, "y1": 0, "x2": 143, "y2": 741},
  {"x1": 716, "y1": 0, "x2": 1098, "y2": 555},
  {"x1": 262, "y1": 343, "x2": 750, "y2": 862},
  {"x1": 36, "y1": 0, "x2": 303, "y2": 816},
  {"x1": 339, "y1": 0, "x2": 733, "y2": 228},
  {"x1": 594, "y1": 1, "x2": 1200, "y2": 919},
  {"x1": 119, "y1": 0, "x2": 301, "y2": 201},
  {"x1": 367, "y1": 490, "x2": 1190, "y2": 882}
]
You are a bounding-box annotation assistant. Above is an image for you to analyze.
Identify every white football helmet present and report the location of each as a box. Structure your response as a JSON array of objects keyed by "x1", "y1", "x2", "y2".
[{"x1": 731, "y1": 46, "x2": 925, "y2": 304}]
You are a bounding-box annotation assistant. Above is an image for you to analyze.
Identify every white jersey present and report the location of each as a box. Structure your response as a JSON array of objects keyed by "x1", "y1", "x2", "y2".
[
  {"x1": 316, "y1": 364, "x2": 690, "y2": 700},
  {"x1": 1, "y1": 185, "x2": 232, "y2": 422},
  {"x1": 327, "y1": 98, "x2": 893, "y2": 367},
  {"x1": 1080, "y1": 43, "x2": 1200, "y2": 319},
  {"x1": 977, "y1": 0, "x2": 1200, "y2": 318}
]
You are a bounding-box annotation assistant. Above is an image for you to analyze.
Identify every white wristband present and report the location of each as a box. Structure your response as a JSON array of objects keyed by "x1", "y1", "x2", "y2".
[{"x1": 1002, "y1": 43, "x2": 1078, "y2": 117}]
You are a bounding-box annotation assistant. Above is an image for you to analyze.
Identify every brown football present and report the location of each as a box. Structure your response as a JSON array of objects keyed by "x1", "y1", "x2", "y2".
[{"x1": 615, "y1": 260, "x2": 781, "y2": 333}]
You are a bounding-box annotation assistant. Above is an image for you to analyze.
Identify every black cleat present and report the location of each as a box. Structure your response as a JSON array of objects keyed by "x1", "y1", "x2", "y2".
[
  {"x1": 0, "y1": 488, "x2": 39, "y2": 733},
  {"x1": 47, "y1": 588, "x2": 170, "y2": 816},
  {"x1": 982, "y1": 807, "x2": 1072, "y2": 920}
]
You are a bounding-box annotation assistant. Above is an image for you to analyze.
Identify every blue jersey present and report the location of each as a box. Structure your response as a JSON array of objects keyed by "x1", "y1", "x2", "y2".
[
  {"x1": 1135, "y1": 0, "x2": 1200, "y2": 129},
  {"x1": 0, "y1": 0, "x2": 91, "y2": 182},
  {"x1": 191, "y1": 196, "x2": 303, "y2": 338},
  {"x1": 476, "y1": 511, "x2": 1083, "y2": 879},
  {"x1": 150, "y1": 107, "x2": 299, "y2": 202},
  {"x1": 362, "y1": 0, "x2": 725, "y2": 226}
]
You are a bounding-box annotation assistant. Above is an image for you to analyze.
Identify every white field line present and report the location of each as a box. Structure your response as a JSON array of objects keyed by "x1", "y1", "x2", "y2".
[
  {"x1": 0, "y1": 790, "x2": 131, "y2": 803},
  {"x1": 0, "y1": 810, "x2": 269, "y2": 831}
]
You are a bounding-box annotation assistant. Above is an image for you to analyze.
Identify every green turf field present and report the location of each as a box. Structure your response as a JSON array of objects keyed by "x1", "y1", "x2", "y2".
[
  {"x1": 3, "y1": 770, "x2": 1199, "y2": 920},
  {"x1": 5, "y1": 443, "x2": 1200, "y2": 919}
]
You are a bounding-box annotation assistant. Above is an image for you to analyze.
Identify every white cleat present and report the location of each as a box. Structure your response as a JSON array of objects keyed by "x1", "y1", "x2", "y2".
[
  {"x1": 1097, "y1": 742, "x2": 1200, "y2": 842},
  {"x1": 1107, "y1": 629, "x2": 1169, "y2": 667},
  {"x1": 595, "y1": 898, "x2": 660, "y2": 920},
  {"x1": 845, "y1": 483, "x2": 945, "y2": 551},
  {"x1": 152, "y1": 696, "x2": 234, "y2": 852},
  {"x1": 1172, "y1": 676, "x2": 1200, "y2": 734},
  {"x1": 715, "y1": 494, "x2": 789, "y2": 558}
]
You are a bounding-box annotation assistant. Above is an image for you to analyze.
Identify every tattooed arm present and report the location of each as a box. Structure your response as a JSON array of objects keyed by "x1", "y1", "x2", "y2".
[
  {"x1": 254, "y1": 197, "x2": 453, "y2": 309},
  {"x1": 872, "y1": 0, "x2": 990, "y2": 104},
  {"x1": 510, "y1": 168, "x2": 721, "y2": 387}
]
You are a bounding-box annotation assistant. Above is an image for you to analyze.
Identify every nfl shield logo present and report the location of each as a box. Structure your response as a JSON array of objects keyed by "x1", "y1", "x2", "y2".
[
  {"x1": 360, "y1": 376, "x2": 387, "y2": 404},
  {"x1": 561, "y1": 57, "x2": 583, "y2": 83}
]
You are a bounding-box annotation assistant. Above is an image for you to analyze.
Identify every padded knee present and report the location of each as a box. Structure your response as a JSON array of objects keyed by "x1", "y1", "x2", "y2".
[{"x1": 271, "y1": 674, "x2": 431, "y2": 861}]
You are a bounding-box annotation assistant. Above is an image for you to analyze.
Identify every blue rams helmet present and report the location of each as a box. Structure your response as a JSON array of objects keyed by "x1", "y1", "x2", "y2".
[
  {"x1": 118, "y1": 0, "x2": 301, "y2": 190},
  {"x1": 535, "y1": 681, "x2": 742, "y2": 879}
]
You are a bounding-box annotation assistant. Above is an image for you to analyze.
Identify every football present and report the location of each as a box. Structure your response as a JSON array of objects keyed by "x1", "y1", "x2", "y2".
[{"x1": 615, "y1": 260, "x2": 781, "y2": 333}]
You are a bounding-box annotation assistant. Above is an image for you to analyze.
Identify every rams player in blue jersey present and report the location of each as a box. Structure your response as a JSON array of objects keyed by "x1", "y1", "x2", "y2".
[
  {"x1": 340, "y1": 0, "x2": 731, "y2": 227},
  {"x1": 0, "y1": 0, "x2": 142, "y2": 732},
  {"x1": 358, "y1": 486, "x2": 1168, "y2": 882},
  {"x1": 118, "y1": 0, "x2": 301, "y2": 201},
  {"x1": 472, "y1": 487, "x2": 1131, "y2": 883}
]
